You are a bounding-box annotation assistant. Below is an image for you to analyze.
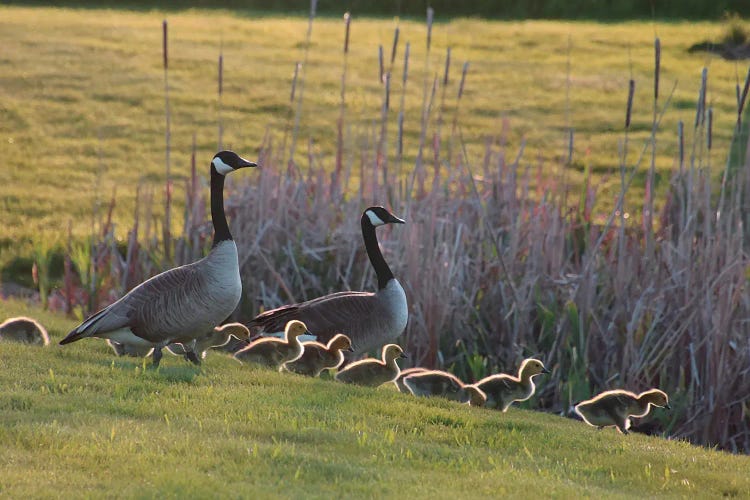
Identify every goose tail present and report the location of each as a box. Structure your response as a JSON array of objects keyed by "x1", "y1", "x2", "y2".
[{"x1": 59, "y1": 306, "x2": 110, "y2": 345}]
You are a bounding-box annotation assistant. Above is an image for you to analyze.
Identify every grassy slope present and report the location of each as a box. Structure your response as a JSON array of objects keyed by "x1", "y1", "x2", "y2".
[
  {"x1": 1, "y1": 300, "x2": 749, "y2": 497},
  {"x1": 0, "y1": 6, "x2": 743, "y2": 263}
]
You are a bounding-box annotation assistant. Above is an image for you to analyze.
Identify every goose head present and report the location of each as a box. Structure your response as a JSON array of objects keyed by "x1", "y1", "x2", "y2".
[
  {"x1": 363, "y1": 206, "x2": 406, "y2": 227},
  {"x1": 328, "y1": 333, "x2": 354, "y2": 352},
  {"x1": 211, "y1": 150, "x2": 258, "y2": 176},
  {"x1": 284, "y1": 320, "x2": 311, "y2": 341},
  {"x1": 218, "y1": 323, "x2": 251, "y2": 343},
  {"x1": 639, "y1": 389, "x2": 670, "y2": 410},
  {"x1": 519, "y1": 358, "x2": 550, "y2": 380},
  {"x1": 382, "y1": 343, "x2": 407, "y2": 363}
]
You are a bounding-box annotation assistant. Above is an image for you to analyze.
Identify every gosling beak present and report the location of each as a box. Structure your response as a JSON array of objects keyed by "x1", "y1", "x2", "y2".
[
  {"x1": 400, "y1": 353, "x2": 408, "y2": 359},
  {"x1": 542, "y1": 367, "x2": 551, "y2": 374},
  {"x1": 347, "y1": 347, "x2": 355, "y2": 352},
  {"x1": 665, "y1": 403, "x2": 672, "y2": 410}
]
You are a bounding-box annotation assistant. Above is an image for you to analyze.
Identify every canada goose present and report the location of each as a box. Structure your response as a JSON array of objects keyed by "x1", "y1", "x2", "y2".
[
  {"x1": 284, "y1": 333, "x2": 354, "y2": 377},
  {"x1": 107, "y1": 339, "x2": 153, "y2": 358},
  {"x1": 334, "y1": 343, "x2": 406, "y2": 387},
  {"x1": 246, "y1": 206, "x2": 408, "y2": 357},
  {"x1": 402, "y1": 370, "x2": 487, "y2": 407},
  {"x1": 0, "y1": 316, "x2": 50, "y2": 346},
  {"x1": 59, "y1": 151, "x2": 257, "y2": 367},
  {"x1": 574, "y1": 389, "x2": 671, "y2": 434},
  {"x1": 476, "y1": 358, "x2": 550, "y2": 411},
  {"x1": 166, "y1": 323, "x2": 250, "y2": 360},
  {"x1": 394, "y1": 366, "x2": 429, "y2": 394},
  {"x1": 234, "y1": 320, "x2": 309, "y2": 370}
]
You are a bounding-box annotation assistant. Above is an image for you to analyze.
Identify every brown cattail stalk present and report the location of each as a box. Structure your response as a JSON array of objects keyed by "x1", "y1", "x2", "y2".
[
  {"x1": 707, "y1": 106, "x2": 713, "y2": 150},
  {"x1": 390, "y1": 26, "x2": 399, "y2": 66},
  {"x1": 625, "y1": 79, "x2": 635, "y2": 129},
  {"x1": 678, "y1": 120, "x2": 684, "y2": 173},
  {"x1": 378, "y1": 44, "x2": 384, "y2": 83},
  {"x1": 654, "y1": 37, "x2": 661, "y2": 101},
  {"x1": 218, "y1": 47, "x2": 224, "y2": 150},
  {"x1": 695, "y1": 67, "x2": 707, "y2": 128},
  {"x1": 443, "y1": 46, "x2": 451, "y2": 86},
  {"x1": 737, "y1": 66, "x2": 750, "y2": 130},
  {"x1": 162, "y1": 19, "x2": 172, "y2": 264}
]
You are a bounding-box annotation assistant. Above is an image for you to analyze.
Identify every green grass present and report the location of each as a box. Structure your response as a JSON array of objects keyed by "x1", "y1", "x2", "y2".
[
  {"x1": 0, "y1": 6, "x2": 745, "y2": 272},
  {"x1": 1, "y1": 299, "x2": 749, "y2": 497}
]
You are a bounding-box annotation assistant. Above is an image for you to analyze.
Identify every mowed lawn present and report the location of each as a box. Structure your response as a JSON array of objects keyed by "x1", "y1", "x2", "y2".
[
  {"x1": 0, "y1": 5, "x2": 745, "y2": 268},
  {"x1": 0, "y1": 299, "x2": 748, "y2": 497}
]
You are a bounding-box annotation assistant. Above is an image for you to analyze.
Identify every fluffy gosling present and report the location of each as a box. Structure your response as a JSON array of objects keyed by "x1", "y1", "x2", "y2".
[
  {"x1": 107, "y1": 339, "x2": 154, "y2": 357},
  {"x1": 403, "y1": 370, "x2": 487, "y2": 407},
  {"x1": 233, "y1": 320, "x2": 309, "y2": 370},
  {"x1": 394, "y1": 366, "x2": 430, "y2": 394},
  {"x1": 167, "y1": 323, "x2": 250, "y2": 360},
  {"x1": 334, "y1": 344, "x2": 406, "y2": 387},
  {"x1": 284, "y1": 333, "x2": 354, "y2": 377},
  {"x1": 0, "y1": 316, "x2": 50, "y2": 346},
  {"x1": 574, "y1": 389, "x2": 671, "y2": 434},
  {"x1": 476, "y1": 358, "x2": 550, "y2": 411}
]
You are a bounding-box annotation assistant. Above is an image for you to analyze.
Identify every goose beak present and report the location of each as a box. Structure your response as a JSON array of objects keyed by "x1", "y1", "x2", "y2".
[
  {"x1": 237, "y1": 157, "x2": 258, "y2": 169},
  {"x1": 390, "y1": 215, "x2": 406, "y2": 224}
]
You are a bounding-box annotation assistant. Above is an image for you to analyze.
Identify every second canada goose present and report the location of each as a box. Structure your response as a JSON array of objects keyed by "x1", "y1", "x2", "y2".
[
  {"x1": 402, "y1": 370, "x2": 487, "y2": 407},
  {"x1": 284, "y1": 333, "x2": 354, "y2": 377},
  {"x1": 166, "y1": 323, "x2": 250, "y2": 360},
  {"x1": 0, "y1": 316, "x2": 50, "y2": 345},
  {"x1": 59, "y1": 151, "x2": 258, "y2": 367},
  {"x1": 246, "y1": 206, "x2": 408, "y2": 357},
  {"x1": 233, "y1": 320, "x2": 309, "y2": 370},
  {"x1": 394, "y1": 366, "x2": 430, "y2": 394},
  {"x1": 574, "y1": 389, "x2": 671, "y2": 434},
  {"x1": 476, "y1": 358, "x2": 550, "y2": 411},
  {"x1": 334, "y1": 343, "x2": 406, "y2": 387}
]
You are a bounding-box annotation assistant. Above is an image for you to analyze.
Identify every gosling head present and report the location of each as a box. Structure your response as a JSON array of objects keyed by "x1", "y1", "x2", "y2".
[
  {"x1": 211, "y1": 150, "x2": 258, "y2": 176},
  {"x1": 328, "y1": 333, "x2": 354, "y2": 352},
  {"x1": 382, "y1": 344, "x2": 407, "y2": 363},
  {"x1": 219, "y1": 323, "x2": 251, "y2": 343},
  {"x1": 520, "y1": 358, "x2": 550, "y2": 379},
  {"x1": 284, "y1": 320, "x2": 311, "y2": 340},
  {"x1": 363, "y1": 206, "x2": 406, "y2": 228},
  {"x1": 639, "y1": 389, "x2": 670, "y2": 410}
]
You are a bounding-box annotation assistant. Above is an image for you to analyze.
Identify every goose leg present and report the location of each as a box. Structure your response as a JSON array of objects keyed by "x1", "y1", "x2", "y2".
[
  {"x1": 185, "y1": 350, "x2": 201, "y2": 365},
  {"x1": 151, "y1": 347, "x2": 163, "y2": 368}
]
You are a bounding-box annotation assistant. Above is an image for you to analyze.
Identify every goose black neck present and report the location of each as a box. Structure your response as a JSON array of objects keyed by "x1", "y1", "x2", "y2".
[
  {"x1": 211, "y1": 168, "x2": 232, "y2": 246},
  {"x1": 362, "y1": 217, "x2": 394, "y2": 290}
]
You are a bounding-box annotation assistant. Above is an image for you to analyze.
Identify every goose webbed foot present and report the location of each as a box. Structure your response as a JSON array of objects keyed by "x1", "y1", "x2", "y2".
[{"x1": 185, "y1": 350, "x2": 201, "y2": 365}]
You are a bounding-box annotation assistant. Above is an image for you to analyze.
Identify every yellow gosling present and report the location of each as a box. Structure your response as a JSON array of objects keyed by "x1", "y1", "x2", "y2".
[
  {"x1": 167, "y1": 323, "x2": 250, "y2": 360},
  {"x1": 334, "y1": 344, "x2": 406, "y2": 387},
  {"x1": 233, "y1": 320, "x2": 309, "y2": 370},
  {"x1": 0, "y1": 316, "x2": 50, "y2": 346},
  {"x1": 574, "y1": 389, "x2": 671, "y2": 434},
  {"x1": 476, "y1": 358, "x2": 550, "y2": 411},
  {"x1": 403, "y1": 370, "x2": 487, "y2": 407},
  {"x1": 284, "y1": 333, "x2": 353, "y2": 377},
  {"x1": 394, "y1": 366, "x2": 429, "y2": 393},
  {"x1": 107, "y1": 339, "x2": 154, "y2": 357}
]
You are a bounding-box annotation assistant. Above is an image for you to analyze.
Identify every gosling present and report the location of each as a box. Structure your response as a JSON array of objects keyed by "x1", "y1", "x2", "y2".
[
  {"x1": 167, "y1": 323, "x2": 250, "y2": 361},
  {"x1": 574, "y1": 389, "x2": 671, "y2": 434},
  {"x1": 394, "y1": 366, "x2": 429, "y2": 394},
  {"x1": 334, "y1": 344, "x2": 406, "y2": 387},
  {"x1": 476, "y1": 358, "x2": 550, "y2": 411},
  {"x1": 233, "y1": 320, "x2": 309, "y2": 370},
  {"x1": 0, "y1": 316, "x2": 50, "y2": 346},
  {"x1": 403, "y1": 370, "x2": 487, "y2": 407},
  {"x1": 284, "y1": 333, "x2": 353, "y2": 377},
  {"x1": 107, "y1": 339, "x2": 154, "y2": 357}
]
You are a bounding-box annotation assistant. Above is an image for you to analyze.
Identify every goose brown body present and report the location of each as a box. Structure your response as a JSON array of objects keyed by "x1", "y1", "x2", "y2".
[
  {"x1": 234, "y1": 320, "x2": 309, "y2": 370},
  {"x1": 574, "y1": 389, "x2": 670, "y2": 434},
  {"x1": 403, "y1": 370, "x2": 486, "y2": 406},
  {"x1": 284, "y1": 333, "x2": 353, "y2": 377},
  {"x1": 476, "y1": 358, "x2": 550, "y2": 411},
  {"x1": 334, "y1": 344, "x2": 406, "y2": 387},
  {"x1": 0, "y1": 316, "x2": 49, "y2": 346}
]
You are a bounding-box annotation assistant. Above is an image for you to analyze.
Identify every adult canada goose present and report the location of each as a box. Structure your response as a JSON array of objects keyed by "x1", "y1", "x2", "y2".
[
  {"x1": 476, "y1": 358, "x2": 550, "y2": 412},
  {"x1": 59, "y1": 151, "x2": 257, "y2": 367},
  {"x1": 334, "y1": 343, "x2": 406, "y2": 387},
  {"x1": 234, "y1": 320, "x2": 309, "y2": 370},
  {"x1": 284, "y1": 333, "x2": 353, "y2": 377},
  {"x1": 0, "y1": 316, "x2": 50, "y2": 346},
  {"x1": 394, "y1": 366, "x2": 429, "y2": 394},
  {"x1": 246, "y1": 206, "x2": 408, "y2": 357},
  {"x1": 107, "y1": 339, "x2": 153, "y2": 358},
  {"x1": 166, "y1": 323, "x2": 250, "y2": 360},
  {"x1": 574, "y1": 389, "x2": 671, "y2": 434},
  {"x1": 402, "y1": 370, "x2": 487, "y2": 407}
]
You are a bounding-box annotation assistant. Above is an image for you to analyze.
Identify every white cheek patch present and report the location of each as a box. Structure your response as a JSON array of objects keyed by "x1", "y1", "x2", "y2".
[
  {"x1": 365, "y1": 209, "x2": 386, "y2": 226},
  {"x1": 212, "y1": 157, "x2": 234, "y2": 175}
]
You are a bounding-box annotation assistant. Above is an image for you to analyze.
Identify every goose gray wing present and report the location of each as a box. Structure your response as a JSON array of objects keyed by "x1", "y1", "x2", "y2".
[{"x1": 248, "y1": 291, "x2": 379, "y2": 346}]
